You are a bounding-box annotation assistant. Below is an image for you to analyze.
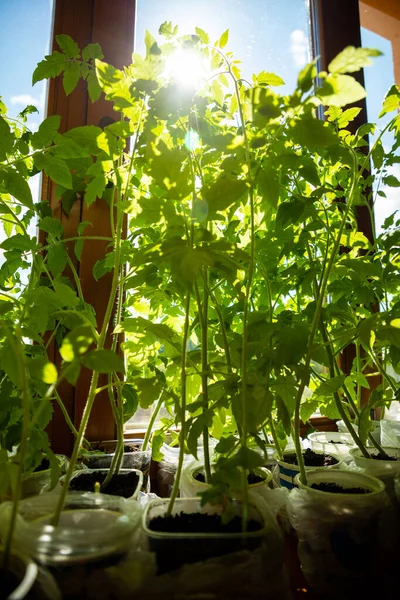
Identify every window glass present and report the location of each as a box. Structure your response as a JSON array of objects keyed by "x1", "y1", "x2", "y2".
[{"x1": 0, "y1": 0, "x2": 54, "y2": 220}]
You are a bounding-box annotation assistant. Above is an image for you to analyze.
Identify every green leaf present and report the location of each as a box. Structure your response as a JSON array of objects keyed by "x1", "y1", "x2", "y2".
[
  {"x1": 47, "y1": 243, "x2": 68, "y2": 277},
  {"x1": 39, "y1": 216, "x2": 64, "y2": 239},
  {"x1": 328, "y1": 46, "x2": 382, "y2": 74},
  {"x1": 317, "y1": 74, "x2": 367, "y2": 107},
  {"x1": 0, "y1": 171, "x2": 33, "y2": 208},
  {"x1": 87, "y1": 72, "x2": 103, "y2": 102},
  {"x1": 122, "y1": 384, "x2": 139, "y2": 422},
  {"x1": 358, "y1": 406, "x2": 373, "y2": 446},
  {"x1": 215, "y1": 435, "x2": 236, "y2": 454},
  {"x1": 42, "y1": 156, "x2": 72, "y2": 189},
  {"x1": 297, "y1": 60, "x2": 317, "y2": 93},
  {"x1": 29, "y1": 358, "x2": 58, "y2": 384},
  {"x1": 0, "y1": 340, "x2": 20, "y2": 387},
  {"x1": 257, "y1": 165, "x2": 280, "y2": 208},
  {"x1": 85, "y1": 174, "x2": 107, "y2": 206},
  {"x1": 202, "y1": 176, "x2": 247, "y2": 212},
  {"x1": 218, "y1": 29, "x2": 229, "y2": 49},
  {"x1": 82, "y1": 349, "x2": 125, "y2": 373},
  {"x1": 291, "y1": 116, "x2": 339, "y2": 148},
  {"x1": 32, "y1": 51, "x2": 66, "y2": 85},
  {"x1": 383, "y1": 175, "x2": 400, "y2": 188},
  {"x1": 256, "y1": 71, "x2": 285, "y2": 87},
  {"x1": 95, "y1": 59, "x2": 123, "y2": 92},
  {"x1": 56, "y1": 34, "x2": 80, "y2": 58},
  {"x1": 379, "y1": 84, "x2": 400, "y2": 118},
  {"x1": 64, "y1": 125, "x2": 103, "y2": 154},
  {"x1": 0, "y1": 116, "x2": 14, "y2": 154},
  {"x1": 82, "y1": 43, "x2": 104, "y2": 61},
  {"x1": 60, "y1": 325, "x2": 95, "y2": 362},
  {"x1": 63, "y1": 63, "x2": 81, "y2": 96},
  {"x1": 315, "y1": 375, "x2": 346, "y2": 396},
  {"x1": 135, "y1": 377, "x2": 163, "y2": 409},
  {"x1": 32, "y1": 115, "x2": 61, "y2": 148}
]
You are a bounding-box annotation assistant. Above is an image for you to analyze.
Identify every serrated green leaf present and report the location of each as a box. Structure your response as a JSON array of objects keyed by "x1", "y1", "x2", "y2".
[
  {"x1": 218, "y1": 29, "x2": 229, "y2": 49},
  {"x1": 0, "y1": 171, "x2": 33, "y2": 208},
  {"x1": 379, "y1": 84, "x2": 400, "y2": 118},
  {"x1": 135, "y1": 377, "x2": 163, "y2": 408},
  {"x1": 318, "y1": 74, "x2": 367, "y2": 107},
  {"x1": 291, "y1": 116, "x2": 339, "y2": 148},
  {"x1": 0, "y1": 116, "x2": 14, "y2": 154},
  {"x1": 63, "y1": 63, "x2": 81, "y2": 95},
  {"x1": 42, "y1": 156, "x2": 72, "y2": 189},
  {"x1": 315, "y1": 375, "x2": 346, "y2": 396},
  {"x1": 82, "y1": 43, "x2": 104, "y2": 62},
  {"x1": 85, "y1": 174, "x2": 106, "y2": 206},
  {"x1": 32, "y1": 51, "x2": 66, "y2": 85},
  {"x1": 257, "y1": 165, "x2": 280, "y2": 208},
  {"x1": 383, "y1": 175, "x2": 400, "y2": 187},
  {"x1": 32, "y1": 115, "x2": 61, "y2": 149},
  {"x1": 47, "y1": 243, "x2": 68, "y2": 277},
  {"x1": 82, "y1": 349, "x2": 124, "y2": 373},
  {"x1": 297, "y1": 60, "x2": 317, "y2": 93},
  {"x1": 56, "y1": 34, "x2": 80, "y2": 59},
  {"x1": 328, "y1": 46, "x2": 382, "y2": 74},
  {"x1": 87, "y1": 71, "x2": 103, "y2": 102},
  {"x1": 257, "y1": 71, "x2": 285, "y2": 87},
  {"x1": 122, "y1": 384, "x2": 139, "y2": 422},
  {"x1": 60, "y1": 325, "x2": 95, "y2": 362},
  {"x1": 39, "y1": 216, "x2": 64, "y2": 239}
]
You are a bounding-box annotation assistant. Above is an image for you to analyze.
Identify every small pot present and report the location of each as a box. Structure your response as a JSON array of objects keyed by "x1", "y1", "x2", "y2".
[
  {"x1": 349, "y1": 446, "x2": 400, "y2": 505},
  {"x1": 337, "y1": 419, "x2": 381, "y2": 445},
  {"x1": 142, "y1": 497, "x2": 280, "y2": 575},
  {"x1": 180, "y1": 465, "x2": 273, "y2": 499},
  {"x1": 21, "y1": 455, "x2": 68, "y2": 498},
  {"x1": 308, "y1": 432, "x2": 355, "y2": 457},
  {"x1": 64, "y1": 468, "x2": 143, "y2": 499},
  {"x1": 288, "y1": 469, "x2": 397, "y2": 599},
  {"x1": 278, "y1": 450, "x2": 341, "y2": 490},
  {"x1": 81, "y1": 439, "x2": 151, "y2": 490}
]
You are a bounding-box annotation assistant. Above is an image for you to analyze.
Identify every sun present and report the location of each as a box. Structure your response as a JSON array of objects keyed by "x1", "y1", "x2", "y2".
[{"x1": 164, "y1": 49, "x2": 208, "y2": 89}]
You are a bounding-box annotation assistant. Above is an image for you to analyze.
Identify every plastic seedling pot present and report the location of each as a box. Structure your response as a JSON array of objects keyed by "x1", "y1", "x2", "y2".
[
  {"x1": 0, "y1": 492, "x2": 142, "y2": 569},
  {"x1": 308, "y1": 432, "x2": 355, "y2": 458},
  {"x1": 350, "y1": 446, "x2": 400, "y2": 505},
  {"x1": 20, "y1": 454, "x2": 68, "y2": 498},
  {"x1": 143, "y1": 497, "x2": 278, "y2": 574},
  {"x1": 0, "y1": 546, "x2": 61, "y2": 600},
  {"x1": 288, "y1": 469, "x2": 397, "y2": 599},
  {"x1": 180, "y1": 465, "x2": 273, "y2": 500},
  {"x1": 64, "y1": 468, "x2": 143, "y2": 499},
  {"x1": 81, "y1": 439, "x2": 151, "y2": 490},
  {"x1": 277, "y1": 449, "x2": 341, "y2": 490},
  {"x1": 337, "y1": 419, "x2": 381, "y2": 445}
]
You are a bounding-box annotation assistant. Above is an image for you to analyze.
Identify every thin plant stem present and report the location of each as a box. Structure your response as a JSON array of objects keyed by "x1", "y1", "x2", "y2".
[{"x1": 142, "y1": 394, "x2": 164, "y2": 451}]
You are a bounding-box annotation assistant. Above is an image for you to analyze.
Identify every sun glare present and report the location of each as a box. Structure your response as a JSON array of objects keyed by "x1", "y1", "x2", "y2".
[{"x1": 164, "y1": 49, "x2": 208, "y2": 88}]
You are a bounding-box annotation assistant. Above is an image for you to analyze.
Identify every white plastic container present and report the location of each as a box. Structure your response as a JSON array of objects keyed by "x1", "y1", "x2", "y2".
[
  {"x1": 180, "y1": 464, "x2": 273, "y2": 499},
  {"x1": 349, "y1": 446, "x2": 400, "y2": 505},
  {"x1": 64, "y1": 468, "x2": 143, "y2": 499},
  {"x1": 337, "y1": 419, "x2": 381, "y2": 445},
  {"x1": 308, "y1": 432, "x2": 355, "y2": 457},
  {"x1": 288, "y1": 469, "x2": 396, "y2": 598}
]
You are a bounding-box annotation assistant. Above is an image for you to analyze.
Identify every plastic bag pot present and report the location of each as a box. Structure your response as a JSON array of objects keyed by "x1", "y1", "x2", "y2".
[
  {"x1": 350, "y1": 446, "x2": 400, "y2": 505},
  {"x1": 81, "y1": 439, "x2": 151, "y2": 491},
  {"x1": 143, "y1": 497, "x2": 283, "y2": 576},
  {"x1": 308, "y1": 432, "x2": 355, "y2": 458},
  {"x1": 287, "y1": 469, "x2": 398, "y2": 599},
  {"x1": 0, "y1": 546, "x2": 61, "y2": 600},
  {"x1": 64, "y1": 468, "x2": 143, "y2": 499},
  {"x1": 0, "y1": 492, "x2": 142, "y2": 568},
  {"x1": 277, "y1": 450, "x2": 341, "y2": 490},
  {"x1": 20, "y1": 455, "x2": 68, "y2": 499}
]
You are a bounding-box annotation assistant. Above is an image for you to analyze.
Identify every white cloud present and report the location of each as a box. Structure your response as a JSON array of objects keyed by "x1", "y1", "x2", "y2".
[
  {"x1": 290, "y1": 29, "x2": 309, "y2": 68},
  {"x1": 10, "y1": 94, "x2": 40, "y2": 107}
]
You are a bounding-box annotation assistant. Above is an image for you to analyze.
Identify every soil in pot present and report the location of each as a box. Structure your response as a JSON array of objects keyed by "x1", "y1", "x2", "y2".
[
  {"x1": 284, "y1": 448, "x2": 338, "y2": 467},
  {"x1": 148, "y1": 512, "x2": 263, "y2": 574},
  {"x1": 310, "y1": 482, "x2": 369, "y2": 494},
  {"x1": 34, "y1": 458, "x2": 50, "y2": 472},
  {"x1": 194, "y1": 471, "x2": 265, "y2": 485},
  {"x1": 93, "y1": 442, "x2": 142, "y2": 454},
  {"x1": 369, "y1": 453, "x2": 399, "y2": 461},
  {"x1": 0, "y1": 570, "x2": 21, "y2": 600},
  {"x1": 69, "y1": 471, "x2": 140, "y2": 498}
]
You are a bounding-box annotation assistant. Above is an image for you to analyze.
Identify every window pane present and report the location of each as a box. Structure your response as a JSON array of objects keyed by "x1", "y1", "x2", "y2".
[
  {"x1": 135, "y1": 0, "x2": 311, "y2": 92},
  {"x1": 0, "y1": 0, "x2": 54, "y2": 211}
]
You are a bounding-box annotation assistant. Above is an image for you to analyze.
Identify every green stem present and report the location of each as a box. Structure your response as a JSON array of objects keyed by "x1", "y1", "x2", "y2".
[
  {"x1": 142, "y1": 394, "x2": 164, "y2": 451},
  {"x1": 167, "y1": 292, "x2": 191, "y2": 516},
  {"x1": 269, "y1": 418, "x2": 283, "y2": 460}
]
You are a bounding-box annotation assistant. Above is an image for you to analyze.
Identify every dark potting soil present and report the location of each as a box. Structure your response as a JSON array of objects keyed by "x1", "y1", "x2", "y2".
[
  {"x1": 370, "y1": 452, "x2": 399, "y2": 461},
  {"x1": 93, "y1": 443, "x2": 142, "y2": 454},
  {"x1": 284, "y1": 448, "x2": 338, "y2": 467},
  {"x1": 34, "y1": 458, "x2": 50, "y2": 472},
  {"x1": 149, "y1": 511, "x2": 262, "y2": 534},
  {"x1": 311, "y1": 482, "x2": 369, "y2": 494},
  {"x1": 0, "y1": 570, "x2": 21, "y2": 600},
  {"x1": 69, "y1": 470, "x2": 140, "y2": 497},
  {"x1": 194, "y1": 471, "x2": 266, "y2": 485},
  {"x1": 148, "y1": 512, "x2": 263, "y2": 574}
]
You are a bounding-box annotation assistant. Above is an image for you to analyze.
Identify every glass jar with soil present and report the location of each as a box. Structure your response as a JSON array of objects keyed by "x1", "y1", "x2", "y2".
[
  {"x1": 0, "y1": 492, "x2": 142, "y2": 599},
  {"x1": 277, "y1": 448, "x2": 341, "y2": 489},
  {"x1": 65, "y1": 468, "x2": 143, "y2": 499},
  {"x1": 287, "y1": 469, "x2": 398, "y2": 599},
  {"x1": 80, "y1": 439, "x2": 151, "y2": 491}
]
